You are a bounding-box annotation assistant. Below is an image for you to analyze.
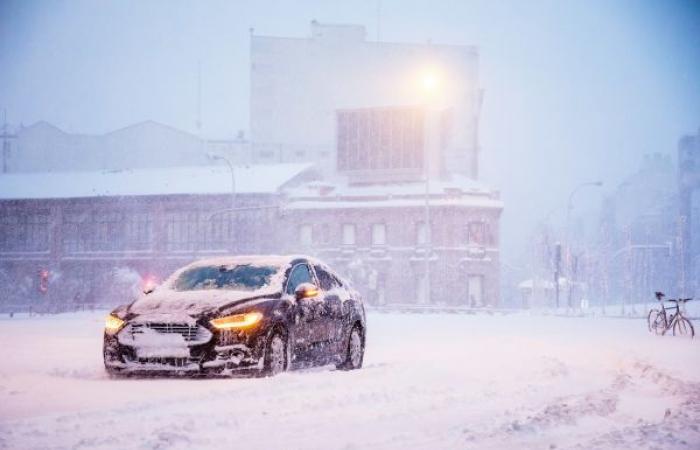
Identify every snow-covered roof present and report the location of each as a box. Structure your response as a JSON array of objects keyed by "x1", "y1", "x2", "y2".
[
  {"x1": 0, "y1": 163, "x2": 312, "y2": 200},
  {"x1": 284, "y1": 173, "x2": 503, "y2": 210}
]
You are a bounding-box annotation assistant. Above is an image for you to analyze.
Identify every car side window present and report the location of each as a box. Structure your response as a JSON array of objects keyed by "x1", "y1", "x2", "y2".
[
  {"x1": 286, "y1": 263, "x2": 314, "y2": 295},
  {"x1": 314, "y1": 265, "x2": 336, "y2": 291}
]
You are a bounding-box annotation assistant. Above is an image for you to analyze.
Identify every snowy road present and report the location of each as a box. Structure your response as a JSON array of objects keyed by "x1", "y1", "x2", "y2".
[{"x1": 0, "y1": 311, "x2": 699, "y2": 450}]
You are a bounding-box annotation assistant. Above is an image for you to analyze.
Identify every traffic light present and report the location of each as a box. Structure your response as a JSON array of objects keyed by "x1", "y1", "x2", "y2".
[{"x1": 38, "y1": 269, "x2": 49, "y2": 294}]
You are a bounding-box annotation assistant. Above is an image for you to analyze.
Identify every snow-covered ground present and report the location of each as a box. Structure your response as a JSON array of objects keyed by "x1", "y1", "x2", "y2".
[{"x1": 0, "y1": 311, "x2": 698, "y2": 450}]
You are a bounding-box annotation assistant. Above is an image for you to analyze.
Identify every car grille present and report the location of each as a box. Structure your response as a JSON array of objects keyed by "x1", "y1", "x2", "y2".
[
  {"x1": 130, "y1": 322, "x2": 202, "y2": 342},
  {"x1": 135, "y1": 357, "x2": 199, "y2": 367}
]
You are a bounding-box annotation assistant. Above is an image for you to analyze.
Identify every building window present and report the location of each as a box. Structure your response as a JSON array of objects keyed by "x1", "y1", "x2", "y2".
[
  {"x1": 342, "y1": 224, "x2": 356, "y2": 246},
  {"x1": 125, "y1": 212, "x2": 152, "y2": 250},
  {"x1": 0, "y1": 211, "x2": 50, "y2": 252},
  {"x1": 416, "y1": 221, "x2": 427, "y2": 246},
  {"x1": 209, "y1": 212, "x2": 232, "y2": 250},
  {"x1": 164, "y1": 211, "x2": 230, "y2": 252},
  {"x1": 63, "y1": 211, "x2": 127, "y2": 253},
  {"x1": 93, "y1": 212, "x2": 125, "y2": 251},
  {"x1": 299, "y1": 224, "x2": 313, "y2": 247},
  {"x1": 166, "y1": 212, "x2": 198, "y2": 252},
  {"x1": 416, "y1": 274, "x2": 429, "y2": 304},
  {"x1": 467, "y1": 222, "x2": 488, "y2": 246},
  {"x1": 467, "y1": 275, "x2": 484, "y2": 307},
  {"x1": 63, "y1": 212, "x2": 89, "y2": 253},
  {"x1": 319, "y1": 223, "x2": 330, "y2": 245},
  {"x1": 371, "y1": 223, "x2": 386, "y2": 246}
]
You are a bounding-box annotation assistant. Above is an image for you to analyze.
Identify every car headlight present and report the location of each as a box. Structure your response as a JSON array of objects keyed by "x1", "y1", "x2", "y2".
[
  {"x1": 210, "y1": 312, "x2": 263, "y2": 330},
  {"x1": 105, "y1": 314, "x2": 125, "y2": 335}
]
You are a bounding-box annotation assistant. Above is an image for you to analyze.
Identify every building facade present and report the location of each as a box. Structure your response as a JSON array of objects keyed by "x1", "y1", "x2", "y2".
[
  {"x1": 250, "y1": 21, "x2": 482, "y2": 178},
  {"x1": 679, "y1": 127, "x2": 700, "y2": 296},
  {"x1": 0, "y1": 164, "x2": 311, "y2": 310},
  {"x1": 280, "y1": 177, "x2": 502, "y2": 307}
]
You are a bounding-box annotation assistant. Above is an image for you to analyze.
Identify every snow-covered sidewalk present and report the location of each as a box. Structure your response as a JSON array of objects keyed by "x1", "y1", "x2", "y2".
[{"x1": 0, "y1": 311, "x2": 698, "y2": 449}]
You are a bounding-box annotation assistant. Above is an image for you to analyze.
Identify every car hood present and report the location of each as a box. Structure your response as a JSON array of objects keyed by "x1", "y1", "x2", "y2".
[{"x1": 128, "y1": 287, "x2": 279, "y2": 317}]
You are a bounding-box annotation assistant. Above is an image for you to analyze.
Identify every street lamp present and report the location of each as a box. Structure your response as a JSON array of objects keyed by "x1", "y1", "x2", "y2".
[
  {"x1": 207, "y1": 153, "x2": 236, "y2": 249},
  {"x1": 564, "y1": 180, "x2": 603, "y2": 310},
  {"x1": 419, "y1": 67, "x2": 442, "y2": 305}
]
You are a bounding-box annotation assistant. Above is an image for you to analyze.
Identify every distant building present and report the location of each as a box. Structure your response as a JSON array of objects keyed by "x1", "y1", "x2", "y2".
[
  {"x1": 250, "y1": 21, "x2": 482, "y2": 178},
  {"x1": 595, "y1": 153, "x2": 679, "y2": 303},
  {"x1": 0, "y1": 121, "x2": 249, "y2": 173},
  {"x1": 679, "y1": 127, "x2": 700, "y2": 296}
]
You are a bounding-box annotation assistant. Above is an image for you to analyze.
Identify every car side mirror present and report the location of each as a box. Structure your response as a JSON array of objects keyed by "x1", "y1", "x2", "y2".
[{"x1": 295, "y1": 282, "x2": 319, "y2": 300}]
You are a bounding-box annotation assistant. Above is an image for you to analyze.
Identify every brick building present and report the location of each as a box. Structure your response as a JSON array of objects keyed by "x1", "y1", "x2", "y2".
[
  {"x1": 0, "y1": 164, "x2": 312, "y2": 309},
  {"x1": 280, "y1": 176, "x2": 502, "y2": 306}
]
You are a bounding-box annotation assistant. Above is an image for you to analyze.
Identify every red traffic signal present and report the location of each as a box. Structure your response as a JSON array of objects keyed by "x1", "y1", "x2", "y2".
[{"x1": 38, "y1": 269, "x2": 49, "y2": 294}]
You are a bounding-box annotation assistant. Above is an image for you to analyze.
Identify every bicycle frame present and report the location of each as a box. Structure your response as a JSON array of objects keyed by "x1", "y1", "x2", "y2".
[{"x1": 649, "y1": 296, "x2": 692, "y2": 336}]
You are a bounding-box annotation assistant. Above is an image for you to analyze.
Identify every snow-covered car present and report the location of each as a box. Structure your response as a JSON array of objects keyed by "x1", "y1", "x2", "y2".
[{"x1": 103, "y1": 255, "x2": 366, "y2": 377}]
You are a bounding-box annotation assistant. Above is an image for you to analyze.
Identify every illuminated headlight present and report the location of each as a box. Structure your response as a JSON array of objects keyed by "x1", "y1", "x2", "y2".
[
  {"x1": 105, "y1": 314, "x2": 125, "y2": 335},
  {"x1": 210, "y1": 312, "x2": 263, "y2": 330}
]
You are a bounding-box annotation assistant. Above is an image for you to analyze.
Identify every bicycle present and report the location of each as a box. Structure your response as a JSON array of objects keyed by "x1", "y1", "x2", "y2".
[{"x1": 647, "y1": 291, "x2": 695, "y2": 338}]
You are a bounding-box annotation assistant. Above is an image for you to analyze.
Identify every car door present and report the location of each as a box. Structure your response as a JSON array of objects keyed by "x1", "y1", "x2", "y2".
[
  {"x1": 313, "y1": 264, "x2": 348, "y2": 346},
  {"x1": 285, "y1": 262, "x2": 325, "y2": 358}
]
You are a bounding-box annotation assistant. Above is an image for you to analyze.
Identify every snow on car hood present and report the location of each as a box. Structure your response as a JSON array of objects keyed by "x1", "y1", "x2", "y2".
[{"x1": 128, "y1": 288, "x2": 279, "y2": 316}]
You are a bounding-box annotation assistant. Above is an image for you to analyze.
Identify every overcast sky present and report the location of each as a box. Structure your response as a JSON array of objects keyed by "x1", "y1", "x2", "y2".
[{"x1": 1, "y1": 0, "x2": 698, "y2": 261}]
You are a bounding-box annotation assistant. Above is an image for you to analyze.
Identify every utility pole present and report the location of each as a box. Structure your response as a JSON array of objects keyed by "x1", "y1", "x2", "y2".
[{"x1": 554, "y1": 242, "x2": 561, "y2": 308}]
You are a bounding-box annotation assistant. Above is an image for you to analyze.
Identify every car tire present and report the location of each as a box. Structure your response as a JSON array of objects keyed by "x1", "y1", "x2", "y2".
[
  {"x1": 262, "y1": 330, "x2": 288, "y2": 377},
  {"x1": 337, "y1": 325, "x2": 364, "y2": 371}
]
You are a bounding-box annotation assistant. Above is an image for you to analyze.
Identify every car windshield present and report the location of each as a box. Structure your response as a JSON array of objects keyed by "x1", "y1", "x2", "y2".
[{"x1": 172, "y1": 264, "x2": 279, "y2": 292}]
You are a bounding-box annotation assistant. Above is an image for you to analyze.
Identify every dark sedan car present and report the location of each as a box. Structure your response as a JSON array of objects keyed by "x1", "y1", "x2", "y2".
[{"x1": 103, "y1": 255, "x2": 366, "y2": 377}]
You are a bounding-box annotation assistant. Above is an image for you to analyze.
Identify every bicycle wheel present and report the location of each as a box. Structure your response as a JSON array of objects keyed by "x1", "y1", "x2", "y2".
[
  {"x1": 648, "y1": 309, "x2": 666, "y2": 335},
  {"x1": 672, "y1": 317, "x2": 695, "y2": 338}
]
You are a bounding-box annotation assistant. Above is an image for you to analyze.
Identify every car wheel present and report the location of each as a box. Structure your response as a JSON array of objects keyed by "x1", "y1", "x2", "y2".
[
  {"x1": 262, "y1": 330, "x2": 287, "y2": 376},
  {"x1": 337, "y1": 325, "x2": 364, "y2": 371}
]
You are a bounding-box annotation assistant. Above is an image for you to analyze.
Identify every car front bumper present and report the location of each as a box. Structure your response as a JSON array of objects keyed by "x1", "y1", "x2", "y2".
[{"x1": 103, "y1": 321, "x2": 266, "y2": 376}]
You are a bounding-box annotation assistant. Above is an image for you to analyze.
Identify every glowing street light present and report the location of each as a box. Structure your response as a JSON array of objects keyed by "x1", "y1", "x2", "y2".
[
  {"x1": 418, "y1": 67, "x2": 443, "y2": 305},
  {"x1": 421, "y1": 72, "x2": 439, "y2": 93}
]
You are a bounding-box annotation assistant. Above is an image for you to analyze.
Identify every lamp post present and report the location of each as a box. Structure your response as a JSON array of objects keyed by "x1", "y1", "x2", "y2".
[
  {"x1": 420, "y1": 69, "x2": 441, "y2": 305},
  {"x1": 564, "y1": 180, "x2": 603, "y2": 309},
  {"x1": 207, "y1": 153, "x2": 236, "y2": 250}
]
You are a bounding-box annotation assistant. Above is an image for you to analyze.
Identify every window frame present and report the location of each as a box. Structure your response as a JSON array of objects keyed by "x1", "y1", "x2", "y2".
[
  {"x1": 371, "y1": 223, "x2": 387, "y2": 247},
  {"x1": 342, "y1": 223, "x2": 356, "y2": 246},
  {"x1": 284, "y1": 262, "x2": 316, "y2": 295}
]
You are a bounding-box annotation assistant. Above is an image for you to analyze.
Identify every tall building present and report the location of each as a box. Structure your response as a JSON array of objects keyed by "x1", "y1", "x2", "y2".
[
  {"x1": 679, "y1": 127, "x2": 700, "y2": 296},
  {"x1": 250, "y1": 22, "x2": 502, "y2": 307},
  {"x1": 250, "y1": 21, "x2": 482, "y2": 179}
]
